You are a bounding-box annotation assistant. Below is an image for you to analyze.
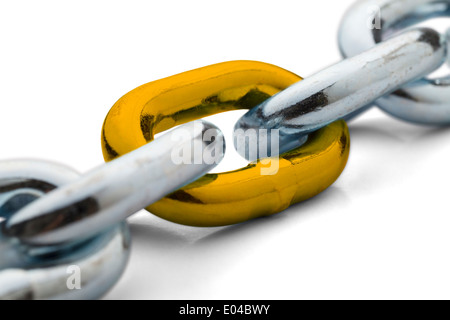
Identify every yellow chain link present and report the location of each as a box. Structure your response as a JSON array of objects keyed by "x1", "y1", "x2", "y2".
[{"x1": 102, "y1": 61, "x2": 350, "y2": 226}]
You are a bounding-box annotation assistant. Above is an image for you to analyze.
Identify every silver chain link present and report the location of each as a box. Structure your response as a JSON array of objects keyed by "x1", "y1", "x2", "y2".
[
  {"x1": 234, "y1": 0, "x2": 450, "y2": 156},
  {"x1": 1, "y1": 0, "x2": 448, "y2": 299}
]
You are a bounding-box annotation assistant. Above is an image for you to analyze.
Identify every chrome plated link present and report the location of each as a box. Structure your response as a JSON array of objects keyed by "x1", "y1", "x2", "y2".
[
  {"x1": 339, "y1": 0, "x2": 450, "y2": 124},
  {"x1": 3, "y1": 120, "x2": 225, "y2": 246},
  {"x1": 234, "y1": 28, "x2": 446, "y2": 157},
  {"x1": 0, "y1": 224, "x2": 130, "y2": 300},
  {"x1": 0, "y1": 160, "x2": 130, "y2": 300},
  {"x1": 2, "y1": 0, "x2": 449, "y2": 300}
]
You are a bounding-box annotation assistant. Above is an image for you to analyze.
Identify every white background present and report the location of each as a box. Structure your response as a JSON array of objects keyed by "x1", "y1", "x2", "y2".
[{"x1": 1, "y1": 0, "x2": 450, "y2": 300}]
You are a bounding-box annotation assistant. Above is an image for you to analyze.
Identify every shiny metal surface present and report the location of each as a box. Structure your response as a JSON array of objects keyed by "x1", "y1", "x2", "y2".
[
  {"x1": 339, "y1": 0, "x2": 450, "y2": 124},
  {"x1": 234, "y1": 28, "x2": 445, "y2": 156},
  {"x1": 101, "y1": 60, "x2": 350, "y2": 227},
  {"x1": 0, "y1": 160, "x2": 130, "y2": 300},
  {"x1": 0, "y1": 160, "x2": 80, "y2": 220},
  {"x1": 3, "y1": 0, "x2": 449, "y2": 300},
  {"x1": 0, "y1": 223, "x2": 130, "y2": 300},
  {"x1": 4, "y1": 121, "x2": 225, "y2": 245},
  {"x1": 0, "y1": 160, "x2": 80, "y2": 270}
]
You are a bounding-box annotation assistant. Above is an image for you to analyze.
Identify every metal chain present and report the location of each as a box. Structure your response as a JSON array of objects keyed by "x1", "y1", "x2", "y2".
[
  {"x1": 234, "y1": 30, "x2": 446, "y2": 153},
  {"x1": 339, "y1": 0, "x2": 450, "y2": 124},
  {"x1": 0, "y1": 0, "x2": 448, "y2": 299},
  {"x1": 0, "y1": 160, "x2": 130, "y2": 299}
]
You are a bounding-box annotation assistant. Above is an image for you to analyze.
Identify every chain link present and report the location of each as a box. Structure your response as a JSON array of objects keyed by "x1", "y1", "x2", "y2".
[
  {"x1": 3, "y1": 121, "x2": 224, "y2": 245},
  {"x1": 234, "y1": 27, "x2": 446, "y2": 155},
  {"x1": 0, "y1": 160, "x2": 130, "y2": 299},
  {"x1": 339, "y1": 0, "x2": 450, "y2": 124},
  {"x1": 101, "y1": 60, "x2": 349, "y2": 227},
  {"x1": 1, "y1": 0, "x2": 449, "y2": 299}
]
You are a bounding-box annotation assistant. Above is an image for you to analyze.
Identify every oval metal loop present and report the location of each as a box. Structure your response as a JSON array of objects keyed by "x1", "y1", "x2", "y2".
[
  {"x1": 0, "y1": 160, "x2": 81, "y2": 221},
  {"x1": 0, "y1": 160, "x2": 130, "y2": 300},
  {"x1": 0, "y1": 160, "x2": 81, "y2": 270},
  {"x1": 339, "y1": 0, "x2": 450, "y2": 124},
  {"x1": 234, "y1": 28, "x2": 445, "y2": 148},
  {"x1": 4, "y1": 121, "x2": 224, "y2": 245},
  {"x1": 100, "y1": 61, "x2": 350, "y2": 227},
  {"x1": 0, "y1": 223, "x2": 130, "y2": 300}
]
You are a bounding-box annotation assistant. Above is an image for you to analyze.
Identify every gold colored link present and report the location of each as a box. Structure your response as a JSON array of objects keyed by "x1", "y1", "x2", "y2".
[{"x1": 102, "y1": 60, "x2": 350, "y2": 227}]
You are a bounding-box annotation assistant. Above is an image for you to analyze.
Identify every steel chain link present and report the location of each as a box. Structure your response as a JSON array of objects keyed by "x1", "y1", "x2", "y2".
[{"x1": 0, "y1": 0, "x2": 448, "y2": 299}]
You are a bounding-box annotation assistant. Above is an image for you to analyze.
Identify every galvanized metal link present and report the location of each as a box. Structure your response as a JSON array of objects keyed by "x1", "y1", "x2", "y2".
[
  {"x1": 339, "y1": 0, "x2": 450, "y2": 124},
  {"x1": 234, "y1": 28, "x2": 446, "y2": 157},
  {"x1": 0, "y1": 223, "x2": 130, "y2": 300},
  {"x1": 0, "y1": 160, "x2": 130, "y2": 300},
  {"x1": 2, "y1": 121, "x2": 225, "y2": 246},
  {"x1": 2, "y1": 0, "x2": 449, "y2": 300}
]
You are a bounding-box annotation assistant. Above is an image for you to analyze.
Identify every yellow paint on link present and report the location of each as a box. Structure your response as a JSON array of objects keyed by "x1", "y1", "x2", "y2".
[{"x1": 102, "y1": 60, "x2": 350, "y2": 227}]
